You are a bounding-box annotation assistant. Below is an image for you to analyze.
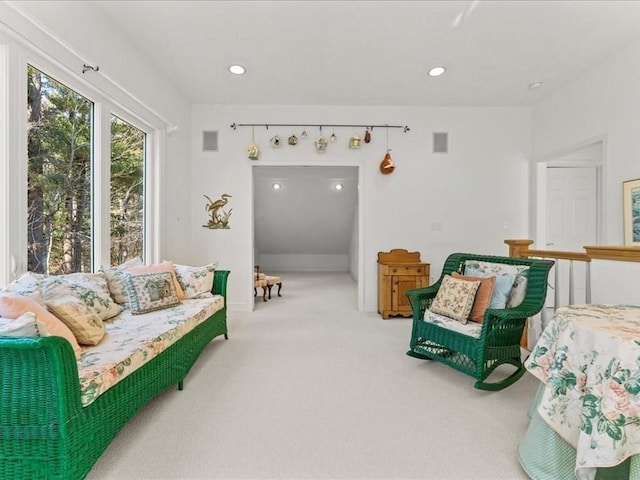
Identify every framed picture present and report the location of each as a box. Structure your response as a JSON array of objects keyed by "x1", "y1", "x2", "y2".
[{"x1": 623, "y1": 178, "x2": 640, "y2": 246}]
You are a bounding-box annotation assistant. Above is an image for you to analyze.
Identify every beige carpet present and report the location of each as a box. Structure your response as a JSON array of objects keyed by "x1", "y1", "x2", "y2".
[{"x1": 87, "y1": 272, "x2": 537, "y2": 480}]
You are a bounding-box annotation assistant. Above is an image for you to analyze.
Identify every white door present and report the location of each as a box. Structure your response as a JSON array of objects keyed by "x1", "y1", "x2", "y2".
[{"x1": 546, "y1": 166, "x2": 597, "y2": 306}]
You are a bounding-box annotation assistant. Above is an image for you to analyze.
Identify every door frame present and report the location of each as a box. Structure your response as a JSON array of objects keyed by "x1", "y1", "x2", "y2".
[
  {"x1": 534, "y1": 136, "x2": 606, "y2": 249},
  {"x1": 250, "y1": 162, "x2": 364, "y2": 311}
]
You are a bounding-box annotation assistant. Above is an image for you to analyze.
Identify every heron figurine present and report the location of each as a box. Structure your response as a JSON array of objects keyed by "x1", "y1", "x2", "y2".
[{"x1": 204, "y1": 193, "x2": 233, "y2": 229}]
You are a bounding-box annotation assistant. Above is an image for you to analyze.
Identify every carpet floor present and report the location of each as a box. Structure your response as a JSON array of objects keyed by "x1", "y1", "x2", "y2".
[{"x1": 87, "y1": 272, "x2": 537, "y2": 480}]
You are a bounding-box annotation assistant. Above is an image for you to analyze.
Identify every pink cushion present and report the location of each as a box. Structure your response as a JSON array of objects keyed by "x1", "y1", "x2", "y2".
[{"x1": 0, "y1": 292, "x2": 82, "y2": 359}]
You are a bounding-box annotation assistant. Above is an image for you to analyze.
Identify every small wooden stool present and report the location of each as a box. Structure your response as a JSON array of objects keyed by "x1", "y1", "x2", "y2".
[
  {"x1": 253, "y1": 266, "x2": 268, "y2": 302},
  {"x1": 265, "y1": 275, "x2": 282, "y2": 299}
]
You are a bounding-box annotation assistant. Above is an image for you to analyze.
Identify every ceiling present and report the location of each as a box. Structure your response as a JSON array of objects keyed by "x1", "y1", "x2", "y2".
[{"x1": 95, "y1": 0, "x2": 640, "y2": 107}]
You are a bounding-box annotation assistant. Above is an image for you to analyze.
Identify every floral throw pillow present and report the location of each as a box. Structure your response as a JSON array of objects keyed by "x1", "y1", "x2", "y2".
[
  {"x1": 123, "y1": 271, "x2": 181, "y2": 315},
  {"x1": 42, "y1": 272, "x2": 123, "y2": 321},
  {"x1": 46, "y1": 296, "x2": 105, "y2": 345},
  {"x1": 464, "y1": 260, "x2": 529, "y2": 277},
  {"x1": 1, "y1": 272, "x2": 46, "y2": 305},
  {"x1": 174, "y1": 263, "x2": 217, "y2": 299},
  {"x1": 429, "y1": 275, "x2": 481, "y2": 324},
  {"x1": 127, "y1": 261, "x2": 185, "y2": 300},
  {"x1": 100, "y1": 257, "x2": 144, "y2": 306},
  {"x1": 506, "y1": 274, "x2": 528, "y2": 308}
]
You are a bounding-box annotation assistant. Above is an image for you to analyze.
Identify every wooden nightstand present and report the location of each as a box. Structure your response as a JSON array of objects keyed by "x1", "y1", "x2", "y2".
[{"x1": 377, "y1": 249, "x2": 429, "y2": 319}]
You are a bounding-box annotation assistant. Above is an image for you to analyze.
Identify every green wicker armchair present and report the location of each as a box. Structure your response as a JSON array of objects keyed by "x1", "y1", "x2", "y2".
[
  {"x1": 0, "y1": 270, "x2": 229, "y2": 480},
  {"x1": 406, "y1": 254, "x2": 553, "y2": 391}
]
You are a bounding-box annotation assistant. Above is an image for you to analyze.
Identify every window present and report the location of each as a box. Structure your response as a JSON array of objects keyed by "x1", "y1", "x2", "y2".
[
  {"x1": 110, "y1": 115, "x2": 145, "y2": 265},
  {"x1": 26, "y1": 65, "x2": 152, "y2": 275},
  {"x1": 27, "y1": 65, "x2": 93, "y2": 274}
]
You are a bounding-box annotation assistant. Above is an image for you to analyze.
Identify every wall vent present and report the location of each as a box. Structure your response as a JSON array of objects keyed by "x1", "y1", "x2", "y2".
[
  {"x1": 433, "y1": 132, "x2": 448, "y2": 154},
  {"x1": 202, "y1": 130, "x2": 219, "y2": 152}
]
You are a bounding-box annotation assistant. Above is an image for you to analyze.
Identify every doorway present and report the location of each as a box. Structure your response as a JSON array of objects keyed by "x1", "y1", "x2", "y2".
[
  {"x1": 536, "y1": 141, "x2": 603, "y2": 251},
  {"x1": 532, "y1": 139, "x2": 603, "y2": 339},
  {"x1": 252, "y1": 165, "x2": 361, "y2": 310}
]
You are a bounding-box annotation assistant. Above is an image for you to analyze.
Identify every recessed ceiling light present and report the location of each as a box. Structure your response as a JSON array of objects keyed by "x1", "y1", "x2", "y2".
[
  {"x1": 334, "y1": 183, "x2": 344, "y2": 191},
  {"x1": 229, "y1": 65, "x2": 246, "y2": 75},
  {"x1": 272, "y1": 183, "x2": 281, "y2": 190},
  {"x1": 428, "y1": 66, "x2": 446, "y2": 77},
  {"x1": 528, "y1": 81, "x2": 543, "y2": 90}
]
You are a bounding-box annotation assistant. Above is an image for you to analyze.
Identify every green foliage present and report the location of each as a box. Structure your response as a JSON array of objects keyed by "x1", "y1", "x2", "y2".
[
  {"x1": 110, "y1": 116, "x2": 144, "y2": 266},
  {"x1": 548, "y1": 371, "x2": 576, "y2": 398}
]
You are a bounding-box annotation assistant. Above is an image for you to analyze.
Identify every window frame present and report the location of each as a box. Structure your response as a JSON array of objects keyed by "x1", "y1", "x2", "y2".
[
  {"x1": 0, "y1": 43, "x2": 9, "y2": 286},
  {"x1": 0, "y1": 31, "x2": 163, "y2": 283}
]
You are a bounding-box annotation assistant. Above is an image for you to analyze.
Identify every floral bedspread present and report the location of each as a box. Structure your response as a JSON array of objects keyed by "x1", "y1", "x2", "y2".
[
  {"x1": 525, "y1": 304, "x2": 640, "y2": 478},
  {"x1": 78, "y1": 296, "x2": 224, "y2": 407}
]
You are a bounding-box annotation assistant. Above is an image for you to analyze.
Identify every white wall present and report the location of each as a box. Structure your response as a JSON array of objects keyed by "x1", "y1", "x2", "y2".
[
  {"x1": 349, "y1": 198, "x2": 359, "y2": 281},
  {"x1": 258, "y1": 254, "x2": 350, "y2": 272},
  {"x1": 532, "y1": 37, "x2": 640, "y2": 246},
  {"x1": 590, "y1": 260, "x2": 640, "y2": 305},
  {"x1": 191, "y1": 105, "x2": 532, "y2": 312}
]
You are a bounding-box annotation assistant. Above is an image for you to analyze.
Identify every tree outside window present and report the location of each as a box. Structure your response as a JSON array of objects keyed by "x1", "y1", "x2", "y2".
[
  {"x1": 27, "y1": 66, "x2": 147, "y2": 274},
  {"x1": 27, "y1": 65, "x2": 93, "y2": 274},
  {"x1": 110, "y1": 116, "x2": 144, "y2": 266}
]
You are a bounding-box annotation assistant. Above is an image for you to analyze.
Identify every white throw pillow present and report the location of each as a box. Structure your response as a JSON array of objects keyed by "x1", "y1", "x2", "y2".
[
  {"x1": 173, "y1": 263, "x2": 217, "y2": 299},
  {"x1": 0, "y1": 311, "x2": 47, "y2": 338},
  {"x1": 1, "y1": 272, "x2": 46, "y2": 305}
]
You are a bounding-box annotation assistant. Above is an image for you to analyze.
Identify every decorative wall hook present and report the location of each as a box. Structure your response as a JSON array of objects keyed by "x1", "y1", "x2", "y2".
[{"x1": 82, "y1": 64, "x2": 100, "y2": 74}]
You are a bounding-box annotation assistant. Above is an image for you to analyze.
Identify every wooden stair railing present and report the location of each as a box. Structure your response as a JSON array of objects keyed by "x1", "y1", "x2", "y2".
[{"x1": 505, "y1": 239, "x2": 640, "y2": 349}]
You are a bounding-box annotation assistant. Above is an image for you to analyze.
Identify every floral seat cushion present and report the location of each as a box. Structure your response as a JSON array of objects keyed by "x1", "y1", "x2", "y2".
[
  {"x1": 78, "y1": 296, "x2": 224, "y2": 407},
  {"x1": 423, "y1": 310, "x2": 483, "y2": 339}
]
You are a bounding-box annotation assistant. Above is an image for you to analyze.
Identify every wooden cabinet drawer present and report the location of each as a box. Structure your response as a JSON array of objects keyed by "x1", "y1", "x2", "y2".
[{"x1": 388, "y1": 265, "x2": 427, "y2": 276}]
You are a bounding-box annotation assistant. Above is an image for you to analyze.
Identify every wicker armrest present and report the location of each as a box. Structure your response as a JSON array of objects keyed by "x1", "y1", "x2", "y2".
[
  {"x1": 212, "y1": 270, "x2": 230, "y2": 298},
  {"x1": 480, "y1": 303, "x2": 540, "y2": 340},
  {"x1": 483, "y1": 298, "x2": 544, "y2": 325},
  {"x1": 406, "y1": 284, "x2": 440, "y2": 317}
]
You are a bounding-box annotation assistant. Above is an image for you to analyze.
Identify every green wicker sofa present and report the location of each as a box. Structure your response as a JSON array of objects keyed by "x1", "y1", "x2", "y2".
[
  {"x1": 0, "y1": 269, "x2": 229, "y2": 480},
  {"x1": 406, "y1": 253, "x2": 553, "y2": 391}
]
